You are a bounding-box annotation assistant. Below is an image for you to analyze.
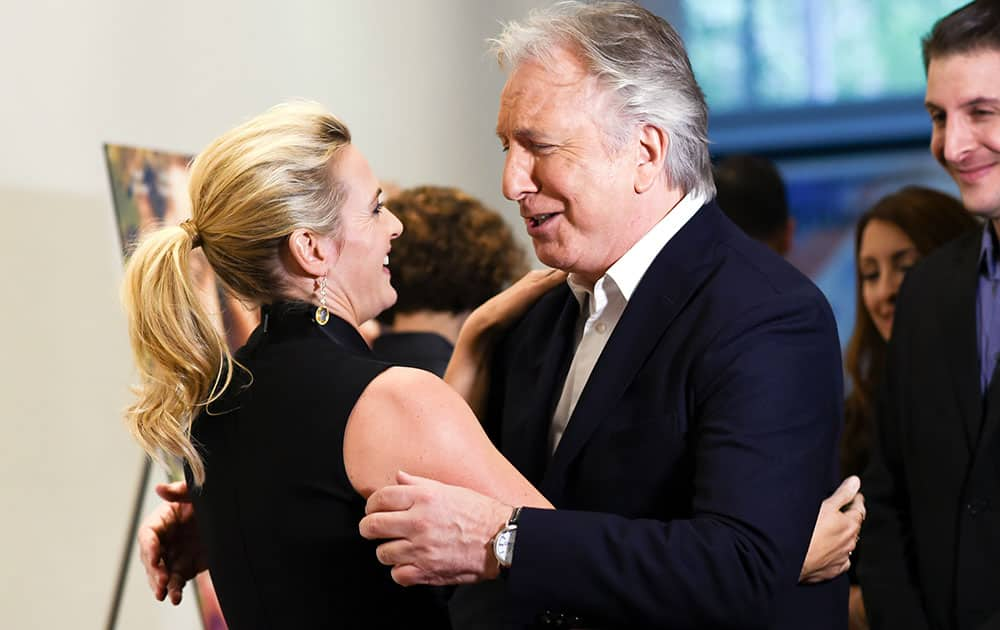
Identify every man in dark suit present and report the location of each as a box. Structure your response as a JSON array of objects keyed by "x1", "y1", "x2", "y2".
[
  {"x1": 858, "y1": 3, "x2": 1000, "y2": 629},
  {"x1": 360, "y1": 2, "x2": 847, "y2": 627}
]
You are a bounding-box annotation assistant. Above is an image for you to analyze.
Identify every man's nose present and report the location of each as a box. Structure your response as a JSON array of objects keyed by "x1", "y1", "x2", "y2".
[
  {"x1": 502, "y1": 146, "x2": 536, "y2": 202},
  {"x1": 943, "y1": 115, "x2": 976, "y2": 164}
]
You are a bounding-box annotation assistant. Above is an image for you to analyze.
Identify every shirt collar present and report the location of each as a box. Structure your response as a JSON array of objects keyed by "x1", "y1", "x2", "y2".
[
  {"x1": 979, "y1": 222, "x2": 1000, "y2": 281},
  {"x1": 566, "y1": 190, "x2": 707, "y2": 307}
]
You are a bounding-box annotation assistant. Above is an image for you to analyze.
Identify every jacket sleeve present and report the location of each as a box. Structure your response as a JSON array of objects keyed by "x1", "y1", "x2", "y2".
[
  {"x1": 506, "y1": 293, "x2": 843, "y2": 629},
  {"x1": 856, "y1": 280, "x2": 931, "y2": 630}
]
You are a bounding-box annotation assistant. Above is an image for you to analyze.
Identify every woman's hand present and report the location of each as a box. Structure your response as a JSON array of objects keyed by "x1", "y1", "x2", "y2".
[
  {"x1": 138, "y1": 481, "x2": 208, "y2": 604},
  {"x1": 800, "y1": 475, "x2": 866, "y2": 583},
  {"x1": 464, "y1": 269, "x2": 568, "y2": 336},
  {"x1": 445, "y1": 269, "x2": 567, "y2": 415}
]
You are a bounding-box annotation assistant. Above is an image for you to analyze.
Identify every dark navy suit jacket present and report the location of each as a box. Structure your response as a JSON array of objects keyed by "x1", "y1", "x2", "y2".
[{"x1": 484, "y1": 201, "x2": 847, "y2": 629}]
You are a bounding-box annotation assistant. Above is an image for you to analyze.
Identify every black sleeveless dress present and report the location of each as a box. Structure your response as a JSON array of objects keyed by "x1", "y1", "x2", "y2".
[{"x1": 189, "y1": 301, "x2": 451, "y2": 629}]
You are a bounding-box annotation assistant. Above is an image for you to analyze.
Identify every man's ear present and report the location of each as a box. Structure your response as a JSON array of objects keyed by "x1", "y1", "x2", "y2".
[
  {"x1": 635, "y1": 123, "x2": 669, "y2": 194},
  {"x1": 286, "y1": 228, "x2": 336, "y2": 277}
]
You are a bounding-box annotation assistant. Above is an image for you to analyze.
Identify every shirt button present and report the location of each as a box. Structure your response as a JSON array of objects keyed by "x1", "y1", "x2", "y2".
[
  {"x1": 595, "y1": 322, "x2": 608, "y2": 334},
  {"x1": 967, "y1": 499, "x2": 990, "y2": 517}
]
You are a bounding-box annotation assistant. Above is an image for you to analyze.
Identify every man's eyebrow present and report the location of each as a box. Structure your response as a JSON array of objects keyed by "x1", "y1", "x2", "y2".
[
  {"x1": 926, "y1": 97, "x2": 1000, "y2": 110},
  {"x1": 962, "y1": 96, "x2": 1000, "y2": 108},
  {"x1": 496, "y1": 128, "x2": 543, "y2": 143}
]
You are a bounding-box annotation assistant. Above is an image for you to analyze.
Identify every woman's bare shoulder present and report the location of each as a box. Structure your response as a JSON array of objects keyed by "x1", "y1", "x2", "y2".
[
  {"x1": 360, "y1": 365, "x2": 461, "y2": 413},
  {"x1": 343, "y1": 366, "x2": 480, "y2": 496}
]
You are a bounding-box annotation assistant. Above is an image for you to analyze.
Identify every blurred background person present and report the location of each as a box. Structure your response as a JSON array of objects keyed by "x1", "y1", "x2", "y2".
[
  {"x1": 846, "y1": 186, "x2": 977, "y2": 629},
  {"x1": 372, "y1": 185, "x2": 528, "y2": 376},
  {"x1": 845, "y1": 186, "x2": 978, "y2": 478},
  {"x1": 714, "y1": 154, "x2": 796, "y2": 256}
]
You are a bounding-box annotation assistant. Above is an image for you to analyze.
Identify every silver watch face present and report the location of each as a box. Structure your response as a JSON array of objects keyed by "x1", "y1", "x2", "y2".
[{"x1": 494, "y1": 528, "x2": 516, "y2": 567}]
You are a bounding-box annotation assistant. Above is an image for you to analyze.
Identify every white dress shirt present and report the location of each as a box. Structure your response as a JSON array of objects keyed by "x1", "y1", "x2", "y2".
[{"x1": 548, "y1": 191, "x2": 707, "y2": 454}]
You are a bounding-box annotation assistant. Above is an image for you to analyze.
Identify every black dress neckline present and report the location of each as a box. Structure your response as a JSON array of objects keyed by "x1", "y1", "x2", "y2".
[{"x1": 260, "y1": 301, "x2": 373, "y2": 356}]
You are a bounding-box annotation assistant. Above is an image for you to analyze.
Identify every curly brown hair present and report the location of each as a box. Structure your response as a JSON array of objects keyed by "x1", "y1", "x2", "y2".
[{"x1": 377, "y1": 186, "x2": 528, "y2": 324}]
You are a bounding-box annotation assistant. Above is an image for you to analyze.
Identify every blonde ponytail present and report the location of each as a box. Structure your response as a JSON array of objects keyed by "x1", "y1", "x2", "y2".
[
  {"x1": 122, "y1": 224, "x2": 234, "y2": 485},
  {"x1": 120, "y1": 101, "x2": 353, "y2": 485}
]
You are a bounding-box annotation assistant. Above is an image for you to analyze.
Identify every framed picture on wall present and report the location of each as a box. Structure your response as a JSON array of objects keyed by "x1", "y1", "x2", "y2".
[{"x1": 105, "y1": 143, "x2": 259, "y2": 350}]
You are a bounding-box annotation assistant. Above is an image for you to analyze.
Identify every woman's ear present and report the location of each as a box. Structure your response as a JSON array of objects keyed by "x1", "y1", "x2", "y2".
[
  {"x1": 634, "y1": 123, "x2": 669, "y2": 194},
  {"x1": 286, "y1": 228, "x2": 336, "y2": 277}
]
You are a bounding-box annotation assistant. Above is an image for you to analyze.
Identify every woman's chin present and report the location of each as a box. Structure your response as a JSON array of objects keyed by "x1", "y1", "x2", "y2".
[
  {"x1": 370, "y1": 293, "x2": 398, "y2": 321},
  {"x1": 877, "y1": 322, "x2": 892, "y2": 342}
]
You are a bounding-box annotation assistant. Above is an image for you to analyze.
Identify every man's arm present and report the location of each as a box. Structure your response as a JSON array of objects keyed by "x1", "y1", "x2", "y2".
[{"x1": 362, "y1": 292, "x2": 843, "y2": 628}]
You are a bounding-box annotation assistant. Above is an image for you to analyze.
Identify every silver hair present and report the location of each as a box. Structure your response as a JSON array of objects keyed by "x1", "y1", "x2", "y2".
[{"x1": 490, "y1": 0, "x2": 715, "y2": 199}]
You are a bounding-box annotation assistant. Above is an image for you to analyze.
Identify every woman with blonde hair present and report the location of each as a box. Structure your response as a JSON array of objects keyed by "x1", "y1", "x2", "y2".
[{"x1": 122, "y1": 101, "x2": 556, "y2": 627}]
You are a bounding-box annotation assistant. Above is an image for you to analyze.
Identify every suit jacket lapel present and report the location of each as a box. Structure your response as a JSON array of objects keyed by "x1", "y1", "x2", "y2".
[
  {"x1": 501, "y1": 288, "x2": 579, "y2": 485},
  {"x1": 945, "y1": 234, "x2": 985, "y2": 452},
  {"x1": 540, "y1": 203, "x2": 723, "y2": 496}
]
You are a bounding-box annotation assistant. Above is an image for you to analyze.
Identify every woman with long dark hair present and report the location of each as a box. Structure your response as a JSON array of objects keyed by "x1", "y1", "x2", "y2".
[{"x1": 843, "y1": 185, "x2": 977, "y2": 629}]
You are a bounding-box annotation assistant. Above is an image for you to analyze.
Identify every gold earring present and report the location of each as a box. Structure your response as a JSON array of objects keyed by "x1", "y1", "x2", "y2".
[{"x1": 314, "y1": 276, "x2": 330, "y2": 326}]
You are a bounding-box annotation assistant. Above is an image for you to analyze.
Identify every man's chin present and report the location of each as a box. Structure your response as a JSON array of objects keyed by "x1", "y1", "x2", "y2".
[
  {"x1": 532, "y1": 249, "x2": 571, "y2": 274},
  {"x1": 959, "y1": 195, "x2": 1000, "y2": 222}
]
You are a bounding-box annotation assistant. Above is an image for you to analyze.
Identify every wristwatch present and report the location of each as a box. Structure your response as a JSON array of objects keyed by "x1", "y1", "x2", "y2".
[{"x1": 493, "y1": 506, "x2": 522, "y2": 572}]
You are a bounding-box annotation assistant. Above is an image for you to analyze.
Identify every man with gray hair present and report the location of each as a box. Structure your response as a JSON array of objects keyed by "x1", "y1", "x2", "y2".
[{"x1": 361, "y1": 2, "x2": 847, "y2": 627}]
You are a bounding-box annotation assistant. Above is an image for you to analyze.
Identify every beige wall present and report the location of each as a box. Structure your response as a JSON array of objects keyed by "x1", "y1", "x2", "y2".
[{"x1": 0, "y1": 1, "x2": 544, "y2": 627}]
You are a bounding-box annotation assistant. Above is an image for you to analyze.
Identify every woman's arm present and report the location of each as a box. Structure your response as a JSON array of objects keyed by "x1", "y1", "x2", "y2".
[
  {"x1": 444, "y1": 269, "x2": 566, "y2": 417},
  {"x1": 344, "y1": 365, "x2": 550, "y2": 510}
]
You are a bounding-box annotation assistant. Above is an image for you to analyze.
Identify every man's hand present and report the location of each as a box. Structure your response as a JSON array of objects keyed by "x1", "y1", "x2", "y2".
[
  {"x1": 799, "y1": 475, "x2": 866, "y2": 584},
  {"x1": 358, "y1": 471, "x2": 511, "y2": 586},
  {"x1": 137, "y1": 481, "x2": 208, "y2": 604}
]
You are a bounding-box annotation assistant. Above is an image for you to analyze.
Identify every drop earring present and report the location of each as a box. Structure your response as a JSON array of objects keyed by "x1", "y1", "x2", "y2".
[{"x1": 314, "y1": 276, "x2": 330, "y2": 326}]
